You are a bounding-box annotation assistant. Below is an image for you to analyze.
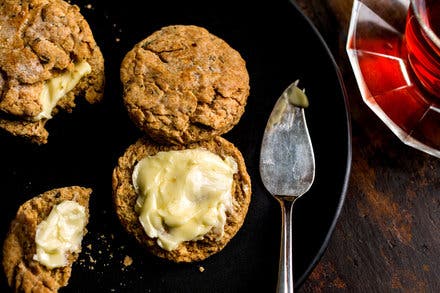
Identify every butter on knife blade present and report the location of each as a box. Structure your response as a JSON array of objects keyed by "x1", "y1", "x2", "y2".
[{"x1": 267, "y1": 80, "x2": 309, "y2": 129}]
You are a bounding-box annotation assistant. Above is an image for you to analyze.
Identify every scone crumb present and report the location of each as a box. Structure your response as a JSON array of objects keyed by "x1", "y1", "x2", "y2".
[
  {"x1": 123, "y1": 255, "x2": 133, "y2": 267},
  {"x1": 89, "y1": 256, "x2": 96, "y2": 264},
  {"x1": 87, "y1": 244, "x2": 92, "y2": 250},
  {"x1": 199, "y1": 266, "x2": 205, "y2": 273},
  {"x1": 85, "y1": 4, "x2": 93, "y2": 9},
  {"x1": 115, "y1": 38, "x2": 121, "y2": 43}
]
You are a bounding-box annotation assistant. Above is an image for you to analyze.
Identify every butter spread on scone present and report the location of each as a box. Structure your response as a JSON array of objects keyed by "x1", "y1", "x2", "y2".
[
  {"x1": 132, "y1": 148, "x2": 237, "y2": 251},
  {"x1": 36, "y1": 61, "x2": 92, "y2": 120},
  {"x1": 33, "y1": 200, "x2": 87, "y2": 269}
]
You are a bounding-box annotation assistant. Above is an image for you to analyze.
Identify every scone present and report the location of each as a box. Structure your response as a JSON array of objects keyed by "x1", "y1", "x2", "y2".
[
  {"x1": 0, "y1": 0, "x2": 105, "y2": 144},
  {"x1": 2, "y1": 186, "x2": 92, "y2": 292},
  {"x1": 120, "y1": 25, "x2": 249, "y2": 145},
  {"x1": 112, "y1": 136, "x2": 251, "y2": 262}
]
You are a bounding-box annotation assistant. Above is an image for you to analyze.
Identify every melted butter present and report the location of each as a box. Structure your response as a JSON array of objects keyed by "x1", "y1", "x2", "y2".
[
  {"x1": 285, "y1": 83, "x2": 309, "y2": 108},
  {"x1": 33, "y1": 200, "x2": 86, "y2": 269},
  {"x1": 267, "y1": 97, "x2": 289, "y2": 129},
  {"x1": 132, "y1": 148, "x2": 237, "y2": 251},
  {"x1": 267, "y1": 82, "x2": 309, "y2": 128},
  {"x1": 35, "y1": 61, "x2": 91, "y2": 120}
]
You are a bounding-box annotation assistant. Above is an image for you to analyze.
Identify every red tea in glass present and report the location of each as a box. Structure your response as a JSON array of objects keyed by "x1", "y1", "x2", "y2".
[
  {"x1": 405, "y1": 0, "x2": 440, "y2": 101},
  {"x1": 346, "y1": 0, "x2": 440, "y2": 157}
]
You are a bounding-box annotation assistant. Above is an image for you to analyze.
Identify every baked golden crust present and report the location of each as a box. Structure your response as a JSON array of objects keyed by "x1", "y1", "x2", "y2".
[
  {"x1": 0, "y1": 118, "x2": 49, "y2": 144},
  {"x1": 2, "y1": 186, "x2": 92, "y2": 293},
  {"x1": 0, "y1": 0, "x2": 105, "y2": 144},
  {"x1": 112, "y1": 136, "x2": 251, "y2": 262},
  {"x1": 120, "y1": 25, "x2": 249, "y2": 145}
]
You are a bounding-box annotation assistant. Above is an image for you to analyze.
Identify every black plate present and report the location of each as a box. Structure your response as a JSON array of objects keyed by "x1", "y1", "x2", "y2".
[{"x1": 0, "y1": 0, "x2": 351, "y2": 291}]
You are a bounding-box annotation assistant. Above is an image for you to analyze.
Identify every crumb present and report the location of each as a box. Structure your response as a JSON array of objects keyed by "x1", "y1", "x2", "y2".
[
  {"x1": 89, "y1": 256, "x2": 96, "y2": 264},
  {"x1": 86, "y1": 244, "x2": 92, "y2": 250},
  {"x1": 115, "y1": 38, "x2": 120, "y2": 43},
  {"x1": 123, "y1": 255, "x2": 133, "y2": 267},
  {"x1": 85, "y1": 4, "x2": 92, "y2": 9},
  {"x1": 199, "y1": 266, "x2": 205, "y2": 273}
]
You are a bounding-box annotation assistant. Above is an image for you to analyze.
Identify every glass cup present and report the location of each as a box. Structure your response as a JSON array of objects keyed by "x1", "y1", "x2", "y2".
[
  {"x1": 405, "y1": 0, "x2": 440, "y2": 103},
  {"x1": 346, "y1": 0, "x2": 440, "y2": 158}
]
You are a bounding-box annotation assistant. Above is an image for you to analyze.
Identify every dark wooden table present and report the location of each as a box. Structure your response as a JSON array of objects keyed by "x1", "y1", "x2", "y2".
[{"x1": 294, "y1": 0, "x2": 440, "y2": 291}]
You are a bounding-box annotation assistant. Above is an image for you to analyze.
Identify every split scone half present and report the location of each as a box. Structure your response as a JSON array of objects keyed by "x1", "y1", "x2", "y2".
[
  {"x1": 112, "y1": 136, "x2": 251, "y2": 262},
  {"x1": 0, "y1": 0, "x2": 105, "y2": 144},
  {"x1": 2, "y1": 186, "x2": 91, "y2": 292}
]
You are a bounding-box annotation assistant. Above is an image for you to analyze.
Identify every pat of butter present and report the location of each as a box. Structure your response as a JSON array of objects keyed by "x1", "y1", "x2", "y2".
[
  {"x1": 132, "y1": 148, "x2": 237, "y2": 251},
  {"x1": 35, "y1": 60, "x2": 91, "y2": 120},
  {"x1": 33, "y1": 200, "x2": 86, "y2": 269}
]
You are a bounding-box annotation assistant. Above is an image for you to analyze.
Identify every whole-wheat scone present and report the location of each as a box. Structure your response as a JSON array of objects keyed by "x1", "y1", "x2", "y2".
[
  {"x1": 2, "y1": 186, "x2": 92, "y2": 292},
  {"x1": 0, "y1": 0, "x2": 105, "y2": 144},
  {"x1": 120, "y1": 25, "x2": 249, "y2": 145},
  {"x1": 112, "y1": 136, "x2": 251, "y2": 262}
]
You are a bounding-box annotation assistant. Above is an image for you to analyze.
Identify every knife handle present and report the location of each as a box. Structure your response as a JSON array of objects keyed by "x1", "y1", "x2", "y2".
[{"x1": 276, "y1": 198, "x2": 296, "y2": 293}]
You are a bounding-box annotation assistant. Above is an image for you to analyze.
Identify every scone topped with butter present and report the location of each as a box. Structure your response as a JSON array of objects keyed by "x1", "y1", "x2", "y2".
[
  {"x1": 113, "y1": 136, "x2": 251, "y2": 262},
  {"x1": 120, "y1": 25, "x2": 249, "y2": 145},
  {"x1": 2, "y1": 186, "x2": 91, "y2": 292},
  {"x1": 0, "y1": 0, "x2": 105, "y2": 144}
]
